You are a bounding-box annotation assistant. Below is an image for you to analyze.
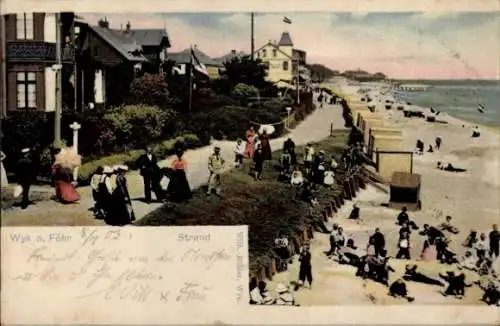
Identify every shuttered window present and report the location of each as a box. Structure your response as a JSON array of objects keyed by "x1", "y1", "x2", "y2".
[{"x1": 16, "y1": 13, "x2": 34, "y2": 40}]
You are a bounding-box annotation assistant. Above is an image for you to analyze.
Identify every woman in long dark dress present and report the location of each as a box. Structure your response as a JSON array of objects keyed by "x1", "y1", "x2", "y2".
[
  {"x1": 166, "y1": 150, "x2": 192, "y2": 202},
  {"x1": 283, "y1": 138, "x2": 297, "y2": 166},
  {"x1": 112, "y1": 165, "x2": 135, "y2": 225},
  {"x1": 253, "y1": 144, "x2": 264, "y2": 180},
  {"x1": 99, "y1": 166, "x2": 115, "y2": 223},
  {"x1": 259, "y1": 130, "x2": 272, "y2": 161}
]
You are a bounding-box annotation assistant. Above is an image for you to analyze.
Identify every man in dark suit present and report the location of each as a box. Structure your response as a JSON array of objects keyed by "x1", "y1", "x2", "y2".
[
  {"x1": 135, "y1": 147, "x2": 162, "y2": 203},
  {"x1": 15, "y1": 148, "x2": 37, "y2": 209}
]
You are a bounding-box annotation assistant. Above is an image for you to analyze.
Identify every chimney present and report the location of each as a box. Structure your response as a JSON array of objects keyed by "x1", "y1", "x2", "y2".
[
  {"x1": 125, "y1": 21, "x2": 131, "y2": 33},
  {"x1": 231, "y1": 49, "x2": 236, "y2": 54}
]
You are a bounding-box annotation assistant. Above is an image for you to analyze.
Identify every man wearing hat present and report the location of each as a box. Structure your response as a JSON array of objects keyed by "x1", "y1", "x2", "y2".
[
  {"x1": 207, "y1": 146, "x2": 225, "y2": 196},
  {"x1": 15, "y1": 148, "x2": 37, "y2": 209},
  {"x1": 135, "y1": 147, "x2": 162, "y2": 203}
]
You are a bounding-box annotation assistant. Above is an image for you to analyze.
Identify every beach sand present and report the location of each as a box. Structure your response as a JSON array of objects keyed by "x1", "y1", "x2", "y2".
[{"x1": 264, "y1": 102, "x2": 500, "y2": 306}]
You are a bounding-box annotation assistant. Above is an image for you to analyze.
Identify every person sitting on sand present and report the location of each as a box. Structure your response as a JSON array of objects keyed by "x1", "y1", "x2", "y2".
[
  {"x1": 478, "y1": 278, "x2": 500, "y2": 306},
  {"x1": 290, "y1": 169, "x2": 304, "y2": 188},
  {"x1": 338, "y1": 239, "x2": 364, "y2": 266},
  {"x1": 439, "y1": 272, "x2": 472, "y2": 298},
  {"x1": 477, "y1": 257, "x2": 495, "y2": 277},
  {"x1": 275, "y1": 283, "x2": 297, "y2": 306},
  {"x1": 427, "y1": 144, "x2": 434, "y2": 153},
  {"x1": 389, "y1": 279, "x2": 415, "y2": 302},
  {"x1": 415, "y1": 140, "x2": 424, "y2": 155},
  {"x1": 362, "y1": 250, "x2": 394, "y2": 286},
  {"x1": 457, "y1": 251, "x2": 478, "y2": 271},
  {"x1": 472, "y1": 126, "x2": 481, "y2": 138},
  {"x1": 403, "y1": 264, "x2": 445, "y2": 286},
  {"x1": 463, "y1": 230, "x2": 478, "y2": 248},
  {"x1": 439, "y1": 215, "x2": 460, "y2": 234},
  {"x1": 349, "y1": 203, "x2": 360, "y2": 219},
  {"x1": 436, "y1": 238, "x2": 459, "y2": 265}
]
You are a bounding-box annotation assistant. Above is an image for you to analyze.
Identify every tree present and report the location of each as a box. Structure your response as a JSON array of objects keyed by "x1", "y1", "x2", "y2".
[
  {"x1": 306, "y1": 63, "x2": 336, "y2": 83},
  {"x1": 129, "y1": 74, "x2": 169, "y2": 107},
  {"x1": 220, "y1": 56, "x2": 269, "y2": 90}
]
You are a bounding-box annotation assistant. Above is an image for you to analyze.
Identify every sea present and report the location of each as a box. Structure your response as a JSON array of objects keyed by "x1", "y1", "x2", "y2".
[{"x1": 394, "y1": 80, "x2": 500, "y2": 128}]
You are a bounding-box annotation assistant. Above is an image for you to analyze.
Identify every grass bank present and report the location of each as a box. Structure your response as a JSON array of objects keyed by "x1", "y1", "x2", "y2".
[{"x1": 137, "y1": 129, "x2": 350, "y2": 276}]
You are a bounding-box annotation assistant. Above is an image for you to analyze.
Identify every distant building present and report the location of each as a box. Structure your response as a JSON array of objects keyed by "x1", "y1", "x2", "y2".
[
  {"x1": 168, "y1": 46, "x2": 221, "y2": 79},
  {"x1": 253, "y1": 32, "x2": 308, "y2": 85}
]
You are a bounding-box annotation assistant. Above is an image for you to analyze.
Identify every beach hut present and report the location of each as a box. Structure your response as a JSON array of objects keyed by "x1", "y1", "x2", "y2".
[
  {"x1": 360, "y1": 112, "x2": 384, "y2": 133},
  {"x1": 376, "y1": 150, "x2": 414, "y2": 181},
  {"x1": 369, "y1": 133, "x2": 403, "y2": 160},
  {"x1": 389, "y1": 172, "x2": 421, "y2": 211},
  {"x1": 363, "y1": 118, "x2": 385, "y2": 145},
  {"x1": 351, "y1": 105, "x2": 372, "y2": 128}
]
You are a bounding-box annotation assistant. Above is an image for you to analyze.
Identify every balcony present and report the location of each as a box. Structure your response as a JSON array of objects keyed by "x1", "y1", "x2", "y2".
[{"x1": 6, "y1": 41, "x2": 75, "y2": 63}]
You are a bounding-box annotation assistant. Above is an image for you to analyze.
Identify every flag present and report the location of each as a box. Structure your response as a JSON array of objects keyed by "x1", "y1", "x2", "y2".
[
  {"x1": 283, "y1": 16, "x2": 292, "y2": 24},
  {"x1": 190, "y1": 48, "x2": 209, "y2": 77}
]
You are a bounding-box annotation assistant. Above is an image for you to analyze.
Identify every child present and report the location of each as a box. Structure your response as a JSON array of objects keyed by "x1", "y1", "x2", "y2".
[{"x1": 234, "y1": 139, "x2": 245, "y2": 168}]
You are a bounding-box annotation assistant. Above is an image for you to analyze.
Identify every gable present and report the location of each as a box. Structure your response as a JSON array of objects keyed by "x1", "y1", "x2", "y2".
[{"x1": 254, "y1": 43, "x2": 291, "y2": 60}]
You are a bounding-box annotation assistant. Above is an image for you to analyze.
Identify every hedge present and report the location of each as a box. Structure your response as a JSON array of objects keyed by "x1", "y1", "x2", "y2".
[{"x1": 78, "y1": 133, "x2": 202, "y2": 183}]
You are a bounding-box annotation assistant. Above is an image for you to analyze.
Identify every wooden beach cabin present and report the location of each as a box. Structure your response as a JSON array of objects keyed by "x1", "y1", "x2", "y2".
[
  {"x1": 360, "y1": 112, "x2": 384, "y2": 134},
  {"x1": 368, "y1": 128, "x2": 403, "y2": 158},
  {"x1": 363, "y1": 118, "x2": 385, "y2": 146},
  {"x1": 376, "y1": 150, "x2": 414, "y2": 181},
  {"x1": 351, "y1": 105, "x2": 372, "y2": 128},
  {"x1": 389, "y1": 172, "x2": 421, "y2": 211}
]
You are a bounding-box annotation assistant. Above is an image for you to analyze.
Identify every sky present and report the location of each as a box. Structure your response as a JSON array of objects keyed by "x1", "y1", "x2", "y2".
[{"x1": 81, "y1": 12, "x2": 500, "y2": 80}]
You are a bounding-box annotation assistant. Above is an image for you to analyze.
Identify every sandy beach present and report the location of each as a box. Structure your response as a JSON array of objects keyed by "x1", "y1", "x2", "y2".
[{"x1": 264, "y1": 92, "x2": 500, "y2": 305}]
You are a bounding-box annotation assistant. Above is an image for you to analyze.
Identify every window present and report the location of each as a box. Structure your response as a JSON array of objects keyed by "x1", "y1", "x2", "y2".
[
  {"x1": 262, "y1": 49, "x2": 267, "y2": 57},
  {"x1": 272, "y1": 49, "x2": 277, "y2": 57},
  {"x1": 282, "y1": 61, "x2": 289, "y2": 71},
  {"x1": 16, "y1": 13, "x2": 34, "y2": 40},
  {"x1": 16, "y1": 72, "x2": 37, "y2": 109}
]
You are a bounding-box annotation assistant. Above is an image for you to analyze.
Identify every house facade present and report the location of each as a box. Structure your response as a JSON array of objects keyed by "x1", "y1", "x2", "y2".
[
  {"x1": 0, "y1": 13, "x2": 171, "y2": 117},
  {"x1": 0, "y1": 12, "x2": 76, "y2": 118},
  {"x1": 254, "y1": 32, "x2": 308, "y2": 84}
]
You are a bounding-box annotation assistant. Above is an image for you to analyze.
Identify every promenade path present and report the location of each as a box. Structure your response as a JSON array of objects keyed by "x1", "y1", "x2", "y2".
[{"x1": 1, "y1": 103, "x2": 347, "y2": 226}]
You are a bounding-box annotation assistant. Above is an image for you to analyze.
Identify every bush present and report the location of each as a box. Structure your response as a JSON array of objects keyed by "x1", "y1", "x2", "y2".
[
  {"x1": 102, "y1": 105, "x2": 177, "y2": 150},
  {"x1": 129, "y1": 74, "x2": 169, "y2": 107},
  {"x1": 232, "y1": 83, "x2": 259, "y2": 103},
  {"x1": 78, "y1": 134, "x2": 201, "y2": 183}
]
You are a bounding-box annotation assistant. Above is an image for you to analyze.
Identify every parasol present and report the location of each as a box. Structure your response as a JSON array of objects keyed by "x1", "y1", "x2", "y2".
[
  {"x1": 258, "y1": 124, "x2": 276, "y2": 135},
  {"x1": 54, "y1": 147, "x2": 82, "y2": 170}
]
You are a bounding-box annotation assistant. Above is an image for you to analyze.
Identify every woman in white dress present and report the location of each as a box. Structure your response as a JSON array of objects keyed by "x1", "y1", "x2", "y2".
[{"x1": 0, "y1": 150, "x2": 8, "y2": 188}]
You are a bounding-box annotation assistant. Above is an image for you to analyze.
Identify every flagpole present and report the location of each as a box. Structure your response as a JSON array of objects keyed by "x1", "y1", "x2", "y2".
[
  {"x1": 251, "y1": 12, "x2": 255, "y2": 60},
  {"x1": 188, "y1": 45, "x2": 193, "y2": 112}
]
